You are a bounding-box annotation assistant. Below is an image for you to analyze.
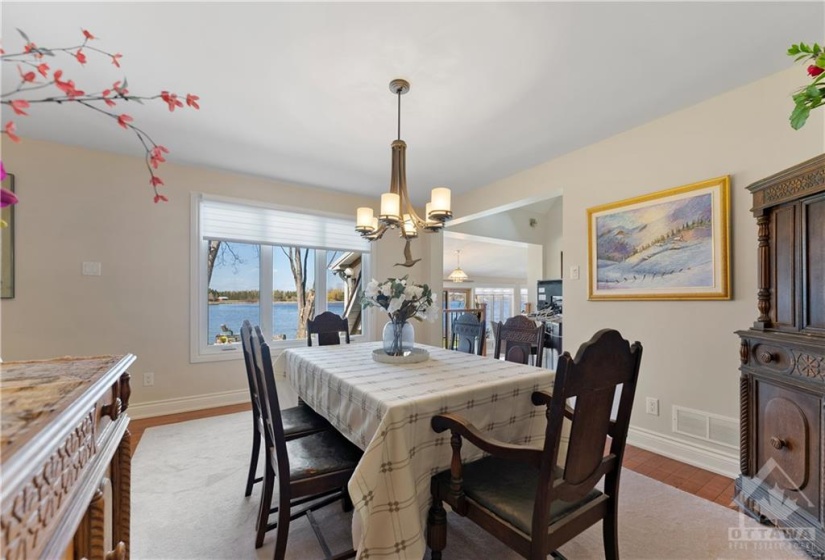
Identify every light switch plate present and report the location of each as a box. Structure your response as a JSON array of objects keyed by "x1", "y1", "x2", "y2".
[
  {"x1": 82, "y1": 261, "x2": 102, "y2": 276},
  {"x1": 570, "y1": 266, "x2": 580, "y2": 280}
]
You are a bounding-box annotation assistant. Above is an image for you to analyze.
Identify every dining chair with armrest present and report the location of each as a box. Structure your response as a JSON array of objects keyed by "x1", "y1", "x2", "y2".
[
  {"x1": 493, "y1": 315, "x2": 546, "y2": 367},
  {"x1": 427, "y1": 328, "x2": 643, "y2": 560},
  {"x1": 307, "y1": 311, "x2": 350, "y2": 347},
  {"x1": 240, "y1": 320, "x2": 332, "y2": 498},
  {"x1": 451, "y1": 312, "x2": 486, "y2": 356},
  {"x1": 250, "y1": 326, "x2": 361, "y2": 559}
]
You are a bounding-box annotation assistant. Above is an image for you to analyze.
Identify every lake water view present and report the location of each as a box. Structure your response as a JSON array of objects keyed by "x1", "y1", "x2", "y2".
[{"x1": 208, "y1": 302, "x2": 346, "y2": 343}]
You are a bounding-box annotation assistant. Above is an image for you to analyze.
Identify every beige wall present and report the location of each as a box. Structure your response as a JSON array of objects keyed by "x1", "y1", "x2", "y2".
[
  {"x1": 543, "y1": 197, "x2": 563, "y2": 280},
  {"x1": 454, "y1": 68, "x2": 825, "y2": 453},
  {"x1": 3, "y1": 68, "x2": 822, "y2": 443},
  {"x1": 0, "y1": 139, "x2": 444, "y2": 408},
  {"x1": 366, "y1": 231, "x2": 443, "y2": 348}
]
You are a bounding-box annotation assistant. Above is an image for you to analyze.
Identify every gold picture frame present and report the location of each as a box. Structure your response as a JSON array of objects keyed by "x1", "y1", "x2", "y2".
[
  {"x1": 2, "y1": 173, "x2": 15, "y2": 299},
  {"x1": 587, "y1": 176, "x2": 730, "y2": 301}
]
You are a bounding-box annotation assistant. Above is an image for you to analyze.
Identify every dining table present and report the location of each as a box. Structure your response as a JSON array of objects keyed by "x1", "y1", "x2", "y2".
[{"x1": 277, "y1": 341, "x2": 555, "y2": 560}]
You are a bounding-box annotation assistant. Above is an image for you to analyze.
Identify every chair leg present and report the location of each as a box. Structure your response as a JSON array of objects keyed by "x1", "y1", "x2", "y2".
[
  {"x1": 603, "y1": 504, "x2": 620, "y2": 560},
  {"x1": 273, "y1": 490, "x2": 292, "y2": 560},
  {"x1": 245, "y1": 429, "x2": 261, "y2": 497},
  {"x1": 427, "y1": 497, "x2": 447, "y2": 560},
  {"x1": 256, "y1": 465, "x2": 275, "y2": 548}
]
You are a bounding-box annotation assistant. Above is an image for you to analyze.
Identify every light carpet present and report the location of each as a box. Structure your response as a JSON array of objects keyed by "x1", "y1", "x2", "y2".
[{"x1": 132, "y1": 412, "x2": 808, "y2": 560}]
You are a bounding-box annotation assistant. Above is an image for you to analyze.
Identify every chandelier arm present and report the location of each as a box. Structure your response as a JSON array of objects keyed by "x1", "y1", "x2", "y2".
[
  {"x1": 396, "y1": 142, "x2": 426, "y2": 236},
  {"x1": 402, "y1": 198, "x2": 427, "y2": 228},
  {"x1": 365, "y1": 222, "x2": 389, "y2": 241}
]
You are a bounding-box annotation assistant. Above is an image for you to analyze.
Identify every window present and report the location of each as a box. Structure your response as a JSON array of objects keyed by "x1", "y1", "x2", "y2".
[
  {"x1": 191, "y1": 194, "x2": 369, "y2": 362},
  {"x1": 474, "y1": 287, "x2": 514, "y2": 332},
  {"x1": 208, "y1": 241, "x2": 261, "y2": 344}
]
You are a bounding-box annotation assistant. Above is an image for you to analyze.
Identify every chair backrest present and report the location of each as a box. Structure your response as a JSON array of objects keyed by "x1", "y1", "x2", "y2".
[
  {"x1": 306, "y1": 311, "x2": 350, "y2": 347},
  {"x1": 493, "y1": 315, "x2": 545, "y2": 366},
  {"x1": 249, "y1": 326, "x2": 291, "y2": 480},
  {"x1": 450, "y1": 312, "x2": 485, "y2": 355},
  {"x1": 530, "y1": 328, "x2": 643, "y2": 539},
  {"x1": 240, "y1": 320, "x2": 262, "y2": 422}
]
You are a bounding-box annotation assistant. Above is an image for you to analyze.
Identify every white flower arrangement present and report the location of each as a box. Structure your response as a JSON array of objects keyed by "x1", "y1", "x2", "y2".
[{"x1": 362, "y1": 275, "x2": 437, "y2": 323}]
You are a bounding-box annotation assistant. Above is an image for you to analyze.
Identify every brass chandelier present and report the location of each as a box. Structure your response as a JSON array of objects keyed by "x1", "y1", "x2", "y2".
[{"x1": 355, "y1": 79, "x2": 452, "y2": 240}]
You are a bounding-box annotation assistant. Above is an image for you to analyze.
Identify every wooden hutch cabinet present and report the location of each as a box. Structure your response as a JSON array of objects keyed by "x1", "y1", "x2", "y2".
[
  {"x1": 735, "y1": 154, "x2": 825, "y2": 558},
  {"x1": 0, "y1": 355, "x2": 135, "y2": 559}
]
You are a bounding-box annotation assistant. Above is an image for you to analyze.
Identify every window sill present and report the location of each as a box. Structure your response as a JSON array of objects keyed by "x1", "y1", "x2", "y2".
[{"x1": 190, "y1": 335, "x2": 367, "y2": 364}]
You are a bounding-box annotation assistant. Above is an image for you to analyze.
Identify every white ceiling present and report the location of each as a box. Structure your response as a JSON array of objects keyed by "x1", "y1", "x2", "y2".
[
  {"x1": 443, "y1": 233, "x2": 528, "y2": 282},
  {"x1": 3, "y1": 2, "x2": 823, "y2": 207}
]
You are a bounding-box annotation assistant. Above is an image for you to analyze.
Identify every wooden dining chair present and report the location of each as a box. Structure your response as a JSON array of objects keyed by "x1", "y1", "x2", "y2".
[
  {"x1": 427, "y1": 329, "x2": 643, "y2": 560},
  {"x1": 307, "y1": 311, "x2": 350, "y2": 347},
  {"x1": 450, "y1": 312, "x2": 485, "y2": 356},
  {"x1": 493, "y1": 315, "x2": 546, "y2": 367},
  {"x1": 250, "y1": 326, "x2": 361, "y2": 560},
  {"x1": 239, "y1": 320, "x2": 331, "y2": 498}
]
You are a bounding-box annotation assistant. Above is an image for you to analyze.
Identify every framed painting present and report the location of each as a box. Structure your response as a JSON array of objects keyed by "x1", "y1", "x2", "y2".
[
  {"x1": 587, "y1": 176, "x2": 730, "y2": 301},
  {"x1": 1, "y1": 173, "x2": 14, "y2": 299}
]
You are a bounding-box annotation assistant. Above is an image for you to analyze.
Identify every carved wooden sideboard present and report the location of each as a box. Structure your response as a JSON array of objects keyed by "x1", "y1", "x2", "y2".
[
  {"x1": 0, "y1": 354, "x2": 135, "y2": 559},
  {"x1": 735, "y1": 154, "x2": 824, "y2": 558}
]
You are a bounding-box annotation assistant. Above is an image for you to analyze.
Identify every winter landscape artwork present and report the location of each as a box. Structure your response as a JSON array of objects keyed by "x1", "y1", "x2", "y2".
[{"x1": 587, "y1": 177, "x2": 730, "y2": 300}]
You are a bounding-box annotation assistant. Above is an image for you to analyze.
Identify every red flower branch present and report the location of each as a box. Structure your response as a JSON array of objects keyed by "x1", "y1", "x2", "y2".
[{"x1": 1, "y1": 28, "x2": 200, "y2": 202}]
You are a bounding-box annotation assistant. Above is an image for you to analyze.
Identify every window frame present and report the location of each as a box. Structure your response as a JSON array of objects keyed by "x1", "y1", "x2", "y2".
[{"x1": 190, "y1": 193, "x2": 370, "y2": 363}]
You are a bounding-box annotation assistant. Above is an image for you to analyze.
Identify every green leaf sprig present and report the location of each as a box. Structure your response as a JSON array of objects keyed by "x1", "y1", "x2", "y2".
[{"x1": 787, "y1": 42, "x2": 825, "y2": 130}]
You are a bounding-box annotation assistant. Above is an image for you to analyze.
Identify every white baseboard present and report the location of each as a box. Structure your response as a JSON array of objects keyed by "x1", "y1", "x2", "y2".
[
  {"x1": 128, "y1": 389, "x2": 249, "y2": 420},
  {"x1": 627, "y1": 426, "x2": 739, "y2": 478}
]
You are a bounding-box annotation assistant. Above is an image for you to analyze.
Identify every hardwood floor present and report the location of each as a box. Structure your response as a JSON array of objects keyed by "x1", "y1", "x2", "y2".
[
  {"x1": 622, "y1": 445, "x2": 737, "y2": 508},
  {"x1": 129, "y1": 405, "x2": 736, "y2": 509}
]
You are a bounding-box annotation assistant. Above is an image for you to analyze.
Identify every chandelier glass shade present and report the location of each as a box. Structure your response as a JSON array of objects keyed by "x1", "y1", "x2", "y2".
[
  {"x1": 447, "y1": 250, "x2": 469, "y2": 283},
  {"x1": 355, "y1": 79, "x2": 452, "y2": 240}
]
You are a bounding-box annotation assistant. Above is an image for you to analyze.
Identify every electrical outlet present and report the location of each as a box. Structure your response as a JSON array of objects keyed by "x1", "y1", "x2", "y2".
[
  {"x1": 645, "y1": 397, "x2": 659, "y2": 416},
  {"x1": 143, "y1": 372, "x2": 155, "y2": 387},
  {"x1": 82, "y1": 261, "x2": 102, "y2": 276},
  {"x1": 570, "y1": 266, "x2": 580, "y2": 280}
]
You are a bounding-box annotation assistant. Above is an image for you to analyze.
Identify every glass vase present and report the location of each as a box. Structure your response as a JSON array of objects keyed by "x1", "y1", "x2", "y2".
[{"x1": 382, "y1": 319, "x2": 415, "y2": 356}]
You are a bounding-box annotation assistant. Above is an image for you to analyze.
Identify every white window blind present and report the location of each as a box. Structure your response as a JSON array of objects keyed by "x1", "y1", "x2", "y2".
[{"x1": 200, "y1": 196, "x2": 369, "y2": 252}]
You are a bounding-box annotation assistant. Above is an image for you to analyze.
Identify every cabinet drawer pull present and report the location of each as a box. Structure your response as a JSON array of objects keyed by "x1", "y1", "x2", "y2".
[
  {"x1": 770, "y1": 436, "x2": 787, "y2": 450},
  {"x1": 759, "y1": 351, "x2": 776, "y2": 363}
]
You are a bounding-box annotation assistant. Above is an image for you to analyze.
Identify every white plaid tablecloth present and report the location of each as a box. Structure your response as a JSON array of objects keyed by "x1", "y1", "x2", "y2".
[{"x1": 281, "y1": 342, "x2": 554, "y2": 560}]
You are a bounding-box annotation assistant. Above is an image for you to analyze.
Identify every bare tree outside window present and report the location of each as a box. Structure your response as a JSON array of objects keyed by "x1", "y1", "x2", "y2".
[{"x1": 282, "y1": 247, "x2": 315, "y2": 339}]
